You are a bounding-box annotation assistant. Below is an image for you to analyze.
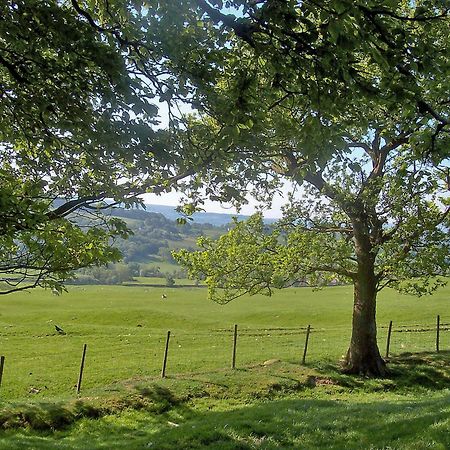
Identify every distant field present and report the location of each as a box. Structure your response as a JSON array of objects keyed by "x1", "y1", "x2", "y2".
[
  {"x1": 139, "y1": 260, "x2": 180, "y2": 273},
  {"x1": 0, "y1": 284, "x2": 448, "y2": 401}
]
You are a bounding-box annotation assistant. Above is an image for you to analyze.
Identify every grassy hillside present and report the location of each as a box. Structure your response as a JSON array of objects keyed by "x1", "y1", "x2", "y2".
[
  {"x1": 71, "y1": 207, "x2": 228, "y2": 285},
  {"x1": 0, "y1": 284, "x2": 447, "y2": 401}
]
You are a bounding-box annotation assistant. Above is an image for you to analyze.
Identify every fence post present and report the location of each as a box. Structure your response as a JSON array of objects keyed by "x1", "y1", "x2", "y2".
[
  {"x1": 302, "y1": 325, "x2": 311, "y2": 365},
  {"x1": 231, "y1": 324, "x2": 238, "y2": 369},
  {"x1": 76, "y1": 344, "x2": 87, "y2": 394},
  {"x1": 436, "y1": 315, "x2": 440, "y2": 353},
  {"x1": 161, "y1": 331, "x2": 171, "y2": 378},
  {"x1": 0, "y1": 356, "x2": 4, "y2": 388},
  {"x1": 385, "y1": 320, "x2": 393, "y2": 358}
]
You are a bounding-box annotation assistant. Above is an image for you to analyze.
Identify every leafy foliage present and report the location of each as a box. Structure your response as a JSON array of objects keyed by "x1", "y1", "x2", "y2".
[
  {"x1": 168, "y1": 0, "x2": 449, "y2": 207},
  {"x1": 176, "y1": 148, "x2": 450, "y2": 303},
  {"x1": 63, "y1": 207, "x2": 226, "y2": 284},
  {"x1": 0, "y1": 0, "x2": 205, "y2": 293},
  {"x1": 1, "y1": 0, "x2": 448, "y2": 296}
]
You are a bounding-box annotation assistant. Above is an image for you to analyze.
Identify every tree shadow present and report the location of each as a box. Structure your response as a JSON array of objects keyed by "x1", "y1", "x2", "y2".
[
  {"x1": 0, "y1": 385, "x2": 180, "y2": 432},
  {"x1": 388, "y1": 351, "x2": 450, "y2": 389},
  {"x1": 314, "y1": 351, "x2": 450, "y2": 392},
  {"x1": 1, "y1": 394, "x2": 448, "y2": 449}
]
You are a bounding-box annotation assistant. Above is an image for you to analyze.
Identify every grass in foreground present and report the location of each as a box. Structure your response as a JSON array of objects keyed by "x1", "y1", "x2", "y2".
[{"x1": 0, "y1": 352, "x2": 448, "y2": 449}]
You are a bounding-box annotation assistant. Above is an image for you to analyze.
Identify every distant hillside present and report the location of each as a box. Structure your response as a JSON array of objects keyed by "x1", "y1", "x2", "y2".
[
  {"x1": 73, "y1": 205, "x2": 229, "y2": 285},
  {"x1": 70, "y1": 202, "x2": 276, "y2": 285},
  {"x1": 109, "y1": 207, "x2": 225, "y2": 261},
  {"x1": 54, "y1": 198, "x2": 274, "y2": 226},
  {"x1": 138, "y1": 204, "x2": 250, "y2": 226}
]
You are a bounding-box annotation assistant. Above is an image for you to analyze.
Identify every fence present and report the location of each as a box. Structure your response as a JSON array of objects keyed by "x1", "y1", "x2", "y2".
[{"x1": 0, "y1": 315, "x2": 447, "y2": 399}]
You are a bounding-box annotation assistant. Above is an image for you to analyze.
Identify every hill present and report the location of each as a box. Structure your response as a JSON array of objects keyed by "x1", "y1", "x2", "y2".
[
  {"x1": 72, "y1": 206, "x2": 231, "y2": 285},
  {"x1": 71, "y1": 204, "x2": 277, "y2": 285},
  {"x1": 141, "y1": 204, "x2": 251, "y2": 226},
  {"x1": 114, "y1": 203, "x2": 277, "y2": 226}
]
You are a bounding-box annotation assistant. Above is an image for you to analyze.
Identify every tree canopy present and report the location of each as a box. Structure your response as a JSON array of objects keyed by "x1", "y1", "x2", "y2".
[
  {"x1": 1, "y1": 0, "x2": 448, "y2": 298},
  {"x1": 176, "y1": 141, "x2": 450, "y2": 299},
  {"x1": 0, "y1": 0, "x2": 203, "y2": 293},
  {"x1": 171, "y1": 0, "x2": 448, "y2": 205}
]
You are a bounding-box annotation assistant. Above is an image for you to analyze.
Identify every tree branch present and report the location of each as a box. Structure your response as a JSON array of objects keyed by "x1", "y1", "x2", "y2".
[
  {"x1": 369, "y1": 7, "x2": 449, "y2": 22},
  {"x1": 48, "y1": 195, "x2": 105, "y2": 220},
  {"x1": 194, "y1": 0, "x2": 257, "y2": 46}
]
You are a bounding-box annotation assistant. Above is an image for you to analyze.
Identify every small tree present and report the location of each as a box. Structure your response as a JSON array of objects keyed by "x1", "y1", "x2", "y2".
[
  {"x1": 165, "y1": 274, "x2": 176, "y2": 287},
  {"x1": 175, "y1": 135, "x2": 450, "y2": 376}
]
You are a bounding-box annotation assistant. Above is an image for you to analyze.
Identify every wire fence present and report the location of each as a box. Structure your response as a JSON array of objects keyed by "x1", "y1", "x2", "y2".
[{"x1": 0, "y1": 316, "x2": 447, "y2": 399}]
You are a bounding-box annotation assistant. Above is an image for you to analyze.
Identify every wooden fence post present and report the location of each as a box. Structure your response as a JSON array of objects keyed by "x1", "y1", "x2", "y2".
[
  {"x1": 302, "y1": 325, "x2": 311, "y2": 365},
  {"x1": 76, "y1": 344, "x2": 87, "y2": 394},
  {"x1": 436, "y1": 315, "x2": 440, "y2": 353},
  {"x1": 161, "y1": 331, "x2": 171, "y2": 378},
  {"x1": 0, "y1": 356, "x2": 4, "y2": 388},
  {"x1": 231, "y1": 324, "x2": 238, "y2": 369},
  {"x1": 385, "y1": 320, "x2": 393, "y2": 358}
]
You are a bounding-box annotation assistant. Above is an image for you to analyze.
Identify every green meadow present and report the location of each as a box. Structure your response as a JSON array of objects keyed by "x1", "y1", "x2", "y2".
[
  {"x1": 0, "y1": 284, "x2": 447, "y2": 400},
  {"x1": 0, "y1": 284, "x2": 448, "y2": 448}
]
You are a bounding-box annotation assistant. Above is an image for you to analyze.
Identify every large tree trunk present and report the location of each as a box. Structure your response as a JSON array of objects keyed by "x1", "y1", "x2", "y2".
[
  {"x1": 343, "y1": 219, "x2": 386, "y2": 377},
  {"x1": 343, "y1": 278, "x2": 386, "y2": 376}
]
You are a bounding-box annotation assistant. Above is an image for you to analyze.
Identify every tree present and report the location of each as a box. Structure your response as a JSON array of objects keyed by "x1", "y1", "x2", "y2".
[
  {"x1": 0, "y1": 0, "x2": 210, "y2": 293},
  {"x1": 170, "y1": 0, "x2": 449, "y2": 376},
  {"x1": 165, "y1": 274, "x2": 176, "y2": 287},
  {"x1": 175, "y1": 133, "x2": 450, "y2": 376}
]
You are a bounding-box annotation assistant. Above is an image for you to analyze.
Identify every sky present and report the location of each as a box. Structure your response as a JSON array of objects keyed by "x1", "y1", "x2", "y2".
[
  {"x1": 146, "y1": 89, "x2": 291, "y2": 219},
  {"x1": 142, "y1": 185, "x2": 290, "y2": 219}
]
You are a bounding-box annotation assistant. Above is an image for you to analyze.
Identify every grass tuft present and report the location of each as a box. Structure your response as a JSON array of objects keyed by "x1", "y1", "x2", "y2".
[{"x1": 0, "y1": 383, "x2": 181, "y2": 431}]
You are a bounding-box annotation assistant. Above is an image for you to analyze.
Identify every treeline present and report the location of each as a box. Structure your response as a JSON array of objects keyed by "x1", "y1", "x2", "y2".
[{"x1": 70, "y1": 262, "x2": 188, "y2": 286}]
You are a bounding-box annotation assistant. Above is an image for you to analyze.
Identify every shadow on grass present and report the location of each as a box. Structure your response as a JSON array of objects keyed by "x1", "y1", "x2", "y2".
[
  {"x1": 315, "y1": 351, "x2": 450, "y2": 392},
  {"x1": 0, "y1": 352, "x2": 448, "y2": 449},
  {"x1": 0, "y1": 385, "x2": 179, "y2": 431},
  {"x1": 388, "y1": 351, "x2": 450, "y2": 389},
  {"x1": 1, "y1": 394, "x2": 449, "y2": 449}
]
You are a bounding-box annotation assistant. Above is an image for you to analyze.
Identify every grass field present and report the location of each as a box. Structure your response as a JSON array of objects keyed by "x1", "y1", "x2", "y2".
[
  {"x1": 139, "y1": 261, "x2": 182, "y2": 273},
  {"x1": 0, "y1": 284, "x2": 448, "y2": 449},
  {"x1": 0, "y1": 353, "x2": 448, "y2": 449},
  {"x1": 0, "y1": 284, "x2": 447, "y2": 401}
]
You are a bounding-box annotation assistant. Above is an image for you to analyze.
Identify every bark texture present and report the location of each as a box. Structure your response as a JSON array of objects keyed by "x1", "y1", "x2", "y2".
[
  {"x1": 343, "y1": 279, "x2": 386, "y2": 376},
  {"x1": 343, "y1": 217, "x2": 386, "y2": 377}
]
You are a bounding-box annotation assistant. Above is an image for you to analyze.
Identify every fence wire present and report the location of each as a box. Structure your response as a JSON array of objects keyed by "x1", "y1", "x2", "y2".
[{"x1": 0, "y1": 319, "x2": 447, "y2": 400}]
